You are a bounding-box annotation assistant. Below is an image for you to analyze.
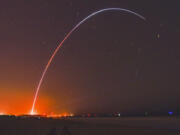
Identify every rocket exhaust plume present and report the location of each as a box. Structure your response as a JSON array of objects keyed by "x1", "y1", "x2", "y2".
[{"x1": 30, "y1": 8, "x2": 146, "y2": 114}]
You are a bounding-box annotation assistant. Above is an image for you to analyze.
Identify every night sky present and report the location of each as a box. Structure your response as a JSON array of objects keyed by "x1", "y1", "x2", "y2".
[{"x1": 0, "y1": 0, "x2": 179, "y2": 114}]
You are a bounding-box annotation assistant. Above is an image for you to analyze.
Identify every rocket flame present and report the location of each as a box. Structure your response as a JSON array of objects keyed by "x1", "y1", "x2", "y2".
[{"x1": 31, "y1": 8, "x2": 146, "y2": 114}]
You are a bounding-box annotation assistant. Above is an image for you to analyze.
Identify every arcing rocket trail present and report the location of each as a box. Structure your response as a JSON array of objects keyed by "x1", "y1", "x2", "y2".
[{"x1": 30, "y1": 8, "x2": 146, "y2": 114}]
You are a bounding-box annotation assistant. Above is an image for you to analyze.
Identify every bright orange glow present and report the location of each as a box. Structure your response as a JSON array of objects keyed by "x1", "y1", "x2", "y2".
[
  {"x1": 0, "y1": 88, "x2": 54, "y2": 115},
  {"x1": 46, "y1": 112, "x2": 74, "y2": 118},
  {"x1": 0, "y1": 112, "x2": 5, "y2": 115},
  {"x1": 29, "y1": 110, "x2": 37, "y2": 115},
  {"x1": 0, "y1": 87, "x2": 73, "y2": 116},
  {"x1": 0, "y1": 84, "x2": 73, "y2": 116}
]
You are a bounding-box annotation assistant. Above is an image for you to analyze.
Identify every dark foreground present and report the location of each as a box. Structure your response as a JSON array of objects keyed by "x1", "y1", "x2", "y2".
[{"x1": 0, "y1": 117, "x2": 180, "y2": 135}]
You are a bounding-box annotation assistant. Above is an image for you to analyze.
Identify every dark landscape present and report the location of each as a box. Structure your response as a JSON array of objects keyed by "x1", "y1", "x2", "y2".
[{"x1": 1, "y1": 116, "x2": 180, "y2": 135}]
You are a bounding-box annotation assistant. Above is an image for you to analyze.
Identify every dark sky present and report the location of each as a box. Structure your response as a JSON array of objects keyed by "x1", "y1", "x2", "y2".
[{"x1": 0, "y1": 0, "x2": 179, "y2": 114}]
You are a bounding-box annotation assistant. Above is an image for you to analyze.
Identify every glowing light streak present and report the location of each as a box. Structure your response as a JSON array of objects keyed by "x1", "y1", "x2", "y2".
[{"x1": 31, "y1": 8, "x2": 146, "y2": 114}]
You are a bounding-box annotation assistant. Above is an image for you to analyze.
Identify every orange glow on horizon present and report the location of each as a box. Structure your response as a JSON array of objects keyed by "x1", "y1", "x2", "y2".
[
  {"x1": 0, "y1": 112, "x2": 5, "y2": 115},
  {"x1": 29, "y1": 110, "x2": 38, "y2": 115},
  {"x1": 0, "y1": 89, "x2": 55, "y2": 115},
  {"x1": 0, "y1": 86, "x2": 73, "y2": 116},
  {"x1": 0, "y1": 112, "x2": 74, "y2": 118}
]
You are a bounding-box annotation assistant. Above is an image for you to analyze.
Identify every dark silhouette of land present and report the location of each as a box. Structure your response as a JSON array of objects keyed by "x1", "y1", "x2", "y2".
[{"x1": 0, "y1": 115, "x2": 180, "y2": 135}]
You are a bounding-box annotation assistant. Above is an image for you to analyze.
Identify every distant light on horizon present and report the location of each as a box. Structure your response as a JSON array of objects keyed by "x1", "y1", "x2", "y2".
[
  {"x1": 30, "y1": 110, "x2": 38, "y2": 115},
  {"x1": 0, "y1": 112, "x2": 5, "y2": 115},
  {"x1": 168, "y1": 112, "x2": 173, "y2": 115}
]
